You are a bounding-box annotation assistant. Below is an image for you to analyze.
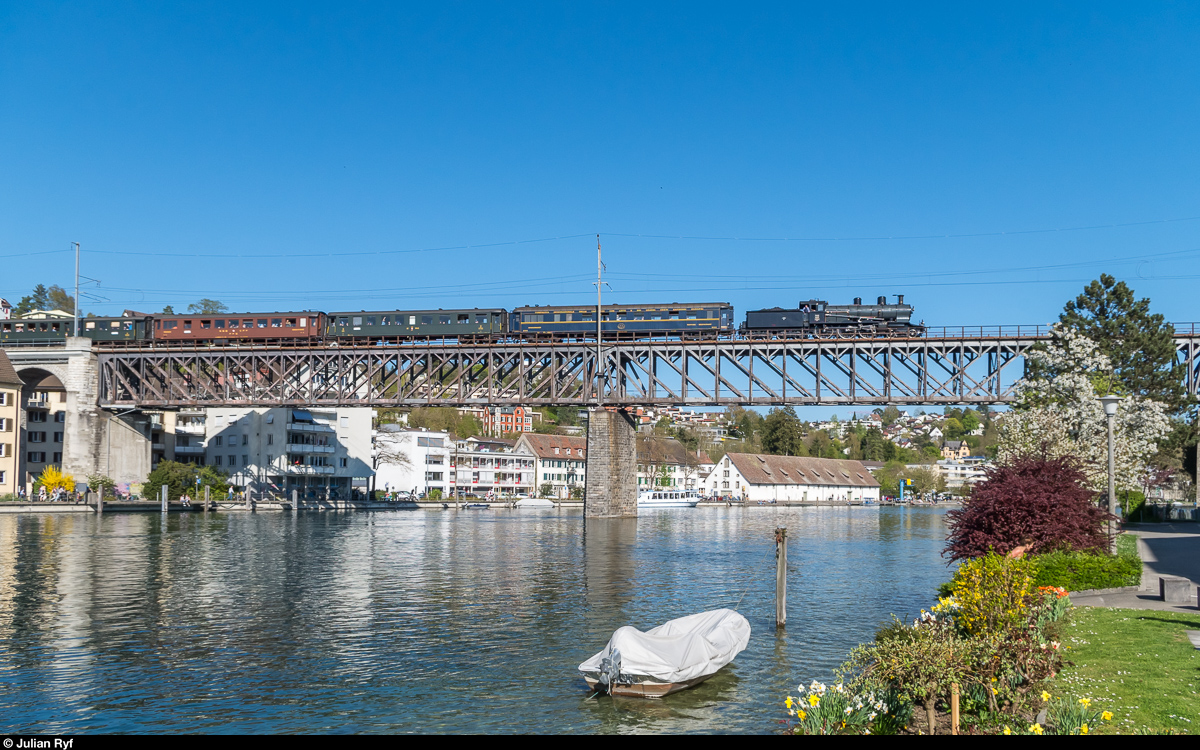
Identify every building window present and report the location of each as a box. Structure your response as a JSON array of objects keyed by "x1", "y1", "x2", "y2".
[
  {"x1": 229, "y1": 455, "x2": 236, "y2": 466},
  {"x1": 214, "y1": 455, "x2": 222, "y2": 466},
  {"x1": 339, "y1": 416, "x2": 349, "y2": 428},
  {"x1": 242, "y1": 455, "x2": 249, "y2": 466},
  {"x1": 55, "y1": 412, "x2": 65, "y2": 423},
  {"x1": 340, "y1": 458, "x2": 347, "y2": 468},
  {"x1": 0, "y1": 470, "x2": 5, "y2": 484},
  {"x1": 29, "y1": 412, "x2": 46, "y2": 423},
  {"x1": 53, "y1": 432, "x2": 62, "y2": 443},
  {"x1": 28, "y1": 452, "x2": 46, "y2": 463},
  {"x1": 214, "y1": 436, "x2": 223, "y2": 446},
  {"x1": 29, "y1": 432, "x2": 46, "y2": 443},
  {"x1": 53, "y1": 452, "x2": 62, "y2": 463},
  {"x1": 267, "y1": 434, "x2": 274, "y2": 445},
  {"x1": 0, "y1": 393, "x2": 7, "y2": 406},
  {"x1": 242, "y1": 435, "x2": 249, "y2": 445},
  {"x1": 0, "y1": 418, "x2": 7, "y2": 431}
]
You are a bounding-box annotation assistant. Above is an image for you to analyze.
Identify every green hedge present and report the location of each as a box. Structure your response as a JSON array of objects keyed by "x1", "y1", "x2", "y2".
[
  {"x1": 937, "y1": 535, "x2": 1142, "y2": 596},
  {"x1": 1030, "y1": 537, "x2": 1142, "y2": 591}
]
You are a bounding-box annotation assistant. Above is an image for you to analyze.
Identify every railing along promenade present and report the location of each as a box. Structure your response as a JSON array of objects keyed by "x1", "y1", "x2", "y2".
[{"x1": 3, "y1": 324, "x2": 1192, "y2": 408}]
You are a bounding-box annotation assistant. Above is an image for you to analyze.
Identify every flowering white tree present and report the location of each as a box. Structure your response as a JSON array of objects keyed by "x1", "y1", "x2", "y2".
[{"x1": 996, "y1": 325, "x2": 1171, "y2": 492}]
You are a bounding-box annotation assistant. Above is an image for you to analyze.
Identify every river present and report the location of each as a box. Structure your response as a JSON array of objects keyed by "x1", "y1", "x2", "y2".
[{"x1": 0, "y1": 506, "x2": 953, "y2": 733}]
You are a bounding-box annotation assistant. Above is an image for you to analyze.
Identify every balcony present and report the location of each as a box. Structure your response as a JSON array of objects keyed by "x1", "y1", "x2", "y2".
[
  {"x1": 24, "y1": 396, "x2": 48, "y2": 410},
  {"x1": 174, "y1": 444, "x2": 205, "y2": 454},
  {"x1": 152, "y1": 442, "x2": 165, "y2": 451},
  {"x1": 176, "y1": 422, "x2": 206, "y2": 435},
  {"x1": 287, "y1": 444, "x2": 335, "y2": 454},
  {"x1": 285, "y1": 464, "x2": 335, "y2": 475},
  {"x1": 288, "y1": 423, "x2": 334, "y2": 433}
]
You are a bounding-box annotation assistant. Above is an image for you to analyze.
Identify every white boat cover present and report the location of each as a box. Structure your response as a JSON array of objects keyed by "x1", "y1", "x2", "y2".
[
  {"x1": 514, "y1": 498, "x2": 556, "y2": 508},
  {"x1": 578, "y1": 609, "x2": 751, "y2": 683}
]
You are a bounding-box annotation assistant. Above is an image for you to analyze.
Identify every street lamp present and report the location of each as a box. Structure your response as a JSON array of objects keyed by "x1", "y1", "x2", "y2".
[{"x1": 1098, "y1": 394, "x2": 1122, "y2": 551}]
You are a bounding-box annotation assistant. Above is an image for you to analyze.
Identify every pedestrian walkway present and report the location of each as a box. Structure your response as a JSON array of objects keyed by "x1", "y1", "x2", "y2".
[{"x1": 1071, "y1": 523, "x2": 1200, "y2": 613}]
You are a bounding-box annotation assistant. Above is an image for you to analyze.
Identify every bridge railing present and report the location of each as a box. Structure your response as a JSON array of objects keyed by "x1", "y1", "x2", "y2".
[{"x1": 921, "y1": 325, "x2": 1050, "y2": 339}]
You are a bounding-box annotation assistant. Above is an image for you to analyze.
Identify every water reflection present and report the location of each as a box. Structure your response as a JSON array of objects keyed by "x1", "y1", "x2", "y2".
[{"x1": 0, "y1": 506, "x2": 952, "y2": 734}]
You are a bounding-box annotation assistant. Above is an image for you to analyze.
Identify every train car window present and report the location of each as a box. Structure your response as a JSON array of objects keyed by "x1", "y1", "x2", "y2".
[
  {"x1": 123, "y1": 322, "x2": 133, "y2": 331},
  {"x1": 352, "y1": 317, "x2": 362, "y2": 326},
  {"x1": 457, "y1": 314, "x2": 469, "y2": 323},
  {"x1": 285, "y1": 318, "x2": 297, "y2": 327},
  {"x1": 201, "y1": 321, "x2": 212, "y2": 329},
  {"x1": 338, "y1": 317, "x2": 349, "y2": 327},
  {"x1": 476, "y1": 314, "x2": 487, "y2": 324},
  {"x1": 299, "y1": 317, "x2": 307, "y2": 327},
  {"x1": 421, "y1": 315, "x2": 432, "y2": 324},
  {"x1": 363, "y1": 316, "x2": 374, "y2": 326},
  {"x1": 1, "y1": 323, "x2": 10, "y2": 332},
  {"x1": 257, "y1": 319, "x2": 268, "y2": 328},
  {"x1": 216, "y1": 320, "x2": 226, "y2": 329},
  {"x1": 110, "y1": 321, "x2": 121, "y2": 329},
  {"x1": 243, "y1": 319, "x2": 254, "y2": 328},
  {"x1": 439, "y1": 315, "x2": 451, "y2": 324},
  {"x1": 163, "y1": 321, "x2": 177, "y2": 330},
  {"x1": 380, "y1": 316, "x2": 390, "y2": 326},
  {"x1": 13, "y1": 323, "x2": 23, "y2": 332},
  {"x1": 49, "y1": 323, "x2": 58, "y2": 331},
  {"x1": 271, "y1": 319, "x2": 282, "y2": 327},
  {"x1": 183, "y1": 321, "x2": 192, "y2": 333},
  {"x1": 85, "y1": 321, "x2": 96, "y2": 330},
  {"x1": 581, "y1": 312, "x2": 593, "y2": 321}
]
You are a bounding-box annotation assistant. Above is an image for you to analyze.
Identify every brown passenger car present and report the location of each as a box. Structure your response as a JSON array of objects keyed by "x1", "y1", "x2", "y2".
[{"x1": 152, "y1": 312, "x2": 326, "y2": 342}]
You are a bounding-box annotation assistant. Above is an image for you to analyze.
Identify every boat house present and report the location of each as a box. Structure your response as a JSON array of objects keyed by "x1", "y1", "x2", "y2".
[{"x1": 704, "y1": 453, "x2": 880, "y2": 504}]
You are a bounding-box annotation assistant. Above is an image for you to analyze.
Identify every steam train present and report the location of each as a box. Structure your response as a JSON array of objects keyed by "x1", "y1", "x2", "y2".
[{"x1": 0, "y1": 296, "x2": 922, "y2": 345}]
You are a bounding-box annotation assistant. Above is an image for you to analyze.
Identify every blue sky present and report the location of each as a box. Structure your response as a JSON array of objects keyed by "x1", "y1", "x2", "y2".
[{"x1": 3, "y1": 3, "x2": 1200, "y2": 338}]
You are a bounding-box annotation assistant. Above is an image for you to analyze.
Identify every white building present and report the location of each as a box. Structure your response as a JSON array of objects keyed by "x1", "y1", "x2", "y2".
[
  {"x1": 193, "y1": 406, "x2": 374, "y2": 500},
  {"x1": 704, "y1": 453, "x2": 880, "y2": 503},
  {"x1": 636, "y1": 436, "x2": 712, "y2": 491},
  {"x1": 449, "y1": 436, "x2": 536, "y2": 497},
  {"x1": 373, "y1": 426, "x2": 451, "y2": 497}
]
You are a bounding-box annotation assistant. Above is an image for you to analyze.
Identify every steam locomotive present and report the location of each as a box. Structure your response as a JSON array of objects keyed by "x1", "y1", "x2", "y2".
[{"x1": 0, "y1": 296, "x2": 922, "y2": 345}]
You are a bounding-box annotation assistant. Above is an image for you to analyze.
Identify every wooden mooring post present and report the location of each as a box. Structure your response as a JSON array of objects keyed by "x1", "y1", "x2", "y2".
[
  {"x1": 96, "y1": 487, "x2": 104, "y2": 514},
  {"x1": 775, "y1": 527, "x2": 787, "y2": 628},
  {"x1": 160, "y1": 484, "x2": 168, "y2": 513},
  {"x1": 204, "y1": 486, "x2": 210, "y2": 513}
]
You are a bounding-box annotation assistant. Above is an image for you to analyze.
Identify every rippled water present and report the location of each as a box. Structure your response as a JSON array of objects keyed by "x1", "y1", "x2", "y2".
[{"x1": 0, "y1": 506, "x2": 953, "y2": 734}]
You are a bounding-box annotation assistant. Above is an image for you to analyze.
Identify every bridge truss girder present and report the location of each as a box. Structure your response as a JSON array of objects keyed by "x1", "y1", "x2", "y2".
[{"x1": 95, "y1": 335, "x2": 1070, "y2": 408}]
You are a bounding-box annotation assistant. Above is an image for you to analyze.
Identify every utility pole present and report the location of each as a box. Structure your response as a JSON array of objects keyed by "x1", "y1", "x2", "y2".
[
  {"x1": 73, "y1": 242, "x2": 80, "y2": 337},
  {"x1": 596, "y1": 234, "x2": 603, "y2": 406}
]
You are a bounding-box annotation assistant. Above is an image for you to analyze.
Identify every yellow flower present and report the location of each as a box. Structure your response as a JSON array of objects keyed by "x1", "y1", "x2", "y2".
[
  {"x1": 1003, "y1": 726, "x2": 1011, "y2": 735},
  {"x1": 991, "y1": 687, "x2": 998, "y2": 695},
  {"x1": 808, "y1": 694, "x2": 820, "y2": 707},
  {"x1": 1079, "y1": 698, "x2": 1091, "y2": 708},
  {"x1": 1030, "y1": 724, "x2": 1044, "y2": 735},
  {"x1": 785, "y1": 697, "x2": 793, "y2": 709},
  {"x1": 1041, "y1": 691, "x2": 1051, "y2": 702},
  {"x1": 1101, "y1": 711, "x2": 1113, "y2": 721},
  {"x1": 1081, "y1": 724, "x2": 1089, "y2": 735},
  {"x1": 797, "y1": 710, "x2": 806, "y2": 720}
]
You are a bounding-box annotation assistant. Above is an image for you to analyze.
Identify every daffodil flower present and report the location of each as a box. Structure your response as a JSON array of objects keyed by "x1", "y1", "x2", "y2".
[
  {"x1": 1030, "y1": 724, "x2": 1044, "y2": 735},
  {"x1": 1081, "y1": 724, "x2": 1088, "y2": 735},
  {"x1": 1041, "y1": 691, "x2": 1051, "y2": 702},
  {"x1": 1003, "y1": 726, "x2": 1011, "y2": 735},
  {"x1": 1101, "y1": 711, "x2": 1113, "y2": 721}
]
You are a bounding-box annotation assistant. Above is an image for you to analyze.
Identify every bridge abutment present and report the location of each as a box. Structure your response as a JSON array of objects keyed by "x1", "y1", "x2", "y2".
[{"x1": 584, "y1": 409, "x2": 638, "y2": 517}]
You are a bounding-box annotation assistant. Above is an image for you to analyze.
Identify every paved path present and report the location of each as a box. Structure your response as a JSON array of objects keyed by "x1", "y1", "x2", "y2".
[{"x1": 1071, "y1": 523, "x2": 1200, "y2": 612}]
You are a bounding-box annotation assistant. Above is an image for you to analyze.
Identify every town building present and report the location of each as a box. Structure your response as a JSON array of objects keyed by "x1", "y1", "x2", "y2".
[
  {"x1": 514, "y1": 433, "x2": 587, "y2": 499},
  {"x1": 18, "y1": 370, "x2": 67, "y2": 493},
  {"x1": 636, "y1": 436, "x2": 712, "y2": 491},
  {"x1": 932, "y1": 458, "x2": 988, "y2": 489},
  {"x1": 157, "y1": 407, "x2": 375, "y2": 500},
  {"x1": 703, "y1": 453, "x2": 880, "y2": 503},
  {"x1": 449, "y1": 436, "x2": 536, "y2": 497},
  {"x1": 0, "y1": 350, "x2": 20, "y2": 496},
  {"x1": 374, "y1": 426, "x2": 450, "y2": 497},
  {"x1": 480, "y1": 406, "x2": 536, "y2": 435},
  {"x1": 940, "y1": 440, "x2": 971, "y2": 460}
]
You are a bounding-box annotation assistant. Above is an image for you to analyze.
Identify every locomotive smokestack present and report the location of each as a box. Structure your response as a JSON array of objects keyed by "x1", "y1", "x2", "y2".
[
  {"x1": 876, "y1": 296, "x2": 886, "y2": 305},
  {"x1": 897, "y1": 294, "x2": 904, "y2": 304},
  {"x1": 853, "y1": 297, "x2": 862, "y2": 305}
]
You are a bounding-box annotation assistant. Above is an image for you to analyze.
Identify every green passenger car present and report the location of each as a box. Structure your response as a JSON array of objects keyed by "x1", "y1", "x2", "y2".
[
  {"x1": 0, "y1": 316, "x2": 149, "y2": 345},
  {"x1": 326, "y1": 309, "x2": 508, "y2": 340}
]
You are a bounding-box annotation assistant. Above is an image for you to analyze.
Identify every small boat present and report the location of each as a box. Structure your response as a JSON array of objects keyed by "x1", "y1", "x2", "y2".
[
  {"x1": 514, "y1": 497, "x2": 556, "y2": 508},
  {"x1": 461, "y1": 502, "x2": 491, "y2": 509},
  {"x1": 637, "y1": 489, "x2": 702, "y2": 509},
  {"x1": 578, "y1": 609, "x2": 750, "y2": 698}
]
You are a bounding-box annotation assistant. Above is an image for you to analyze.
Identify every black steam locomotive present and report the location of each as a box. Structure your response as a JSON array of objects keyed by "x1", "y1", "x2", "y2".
[{"x1": 742, "y1": 295, "x2": 922, "y2": 338}]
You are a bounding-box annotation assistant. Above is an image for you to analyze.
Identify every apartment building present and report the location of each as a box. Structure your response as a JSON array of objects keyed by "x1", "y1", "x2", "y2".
[
  {"x1": 0, "y1": 351, "x2": 19, "y2": 496},
  {"x1": 449, "y1": 436, "x2": 535, "y2": 497},
  {"x1": 19, "y1": 371, "x2": 67, "y2": 491},
  {"x1": 636, "y1": 436, "x2": 712, "y2": 490},
  {"x1": 373, "y1": 426, "x2": 451, "y2": 497}
]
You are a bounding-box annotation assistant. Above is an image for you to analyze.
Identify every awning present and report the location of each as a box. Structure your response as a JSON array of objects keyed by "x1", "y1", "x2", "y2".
[{"x1": 291, "y1": 409, "x2": 314, "y2": 423}]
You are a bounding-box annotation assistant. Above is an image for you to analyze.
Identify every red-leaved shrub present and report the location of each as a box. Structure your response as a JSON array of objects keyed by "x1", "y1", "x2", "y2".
[{"x1": 945, "y1": 455, "x2": 1113, "y2": 561}]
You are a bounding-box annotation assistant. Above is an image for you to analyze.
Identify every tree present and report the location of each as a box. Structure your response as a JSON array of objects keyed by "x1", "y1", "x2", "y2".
[
  {"x1": 36, "y1": 465, "x2": 75, "y2": 494},
  {"x1": 904, "y1": 465, "x2": 943, "y2": 498},
  {"x1": 12, "y1": 284, "x2": 74, "y2": 316},
  {"x1": 143, "y1": 461, "x2": 229, "y2": 503},
  {"x1": 762, "y1": 406, "x2": 805, "y2": 455},
  {"x1": 942, "y1": 417, "x2": 964, "y2": 441},
  {"x1": 188, "y1": 299, "x2": 229, "y2": 314},
  {"x1": 996, "y1": 324, "x2": 1171, "y2": 492},
  {"x1": 1059, "y1": 274, "x2": 1186, "y2": 410},
  {"x1": 539, "y1": 482, "x2": 554, "y2": 498},
  {"x1": 960, "y1": 410, "x2": 980, "y2": 433},
  {"x1": 47, "y1": 285, "x2": 74, "y2": 313},
  {"x1": 880, "y1": 405, "x2": 901, "y2": 427},
  {"x1": 945, "y1": 455, "x2": 1113, "y2": 561},
  {"x1": 161, "y1": 305, "x2": 175, "y2": 314}
]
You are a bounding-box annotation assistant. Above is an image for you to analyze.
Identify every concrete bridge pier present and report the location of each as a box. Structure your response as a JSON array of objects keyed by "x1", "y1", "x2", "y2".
[{"x1": 584, "y1": 409, "x2": 638, "y2": 517}]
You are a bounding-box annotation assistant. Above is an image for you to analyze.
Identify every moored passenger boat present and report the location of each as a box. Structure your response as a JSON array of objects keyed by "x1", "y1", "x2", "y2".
[{"x1": 637, "y1": 489, "x2": 702, "y2": 508}]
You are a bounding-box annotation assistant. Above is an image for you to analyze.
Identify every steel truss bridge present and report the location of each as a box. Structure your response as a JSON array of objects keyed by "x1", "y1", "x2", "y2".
[{"x1": 90, "y1": 325, "x2": 1200, "y2": 408}]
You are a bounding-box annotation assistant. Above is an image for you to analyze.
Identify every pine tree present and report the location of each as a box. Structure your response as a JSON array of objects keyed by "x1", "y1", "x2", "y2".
[{"x1": 1060, "y1": 274, "x2": 1186, "y2": 410}]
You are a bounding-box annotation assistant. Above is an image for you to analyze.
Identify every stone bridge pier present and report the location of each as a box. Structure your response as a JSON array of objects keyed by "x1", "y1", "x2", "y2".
[
  {"x1": 4, "y1": 338, "x2": 152, "y2": 491},
  {"x1": 583, "y1": 409, "x2": 638, "y2": 517}
]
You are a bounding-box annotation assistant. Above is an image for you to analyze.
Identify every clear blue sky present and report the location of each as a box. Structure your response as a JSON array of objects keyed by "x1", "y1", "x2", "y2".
[{"x1": 3, "y1": 2, "x2": 1200, "y2": 334}]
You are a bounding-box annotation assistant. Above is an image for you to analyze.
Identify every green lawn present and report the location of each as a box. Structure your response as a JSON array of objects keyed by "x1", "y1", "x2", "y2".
[{"x1": 1056, "y1": 606, "x2": 1200, "y2": 733}]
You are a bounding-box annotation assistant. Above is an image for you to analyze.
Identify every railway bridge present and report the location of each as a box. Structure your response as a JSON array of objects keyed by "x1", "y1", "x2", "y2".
[{"x1": 4, "y1": 324, "x2": 1200, "y2": 516}]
